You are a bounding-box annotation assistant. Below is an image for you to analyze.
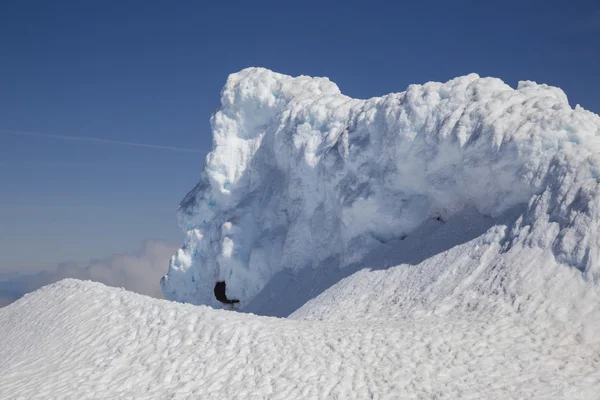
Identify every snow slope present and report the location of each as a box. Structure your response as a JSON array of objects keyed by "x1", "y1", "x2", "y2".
[
  {"x1": 160, "y1": 68, "x2": 600, "y2": 318},
  {"x1": 1, "y1": 279, "x2": 600, "y2": 399}
]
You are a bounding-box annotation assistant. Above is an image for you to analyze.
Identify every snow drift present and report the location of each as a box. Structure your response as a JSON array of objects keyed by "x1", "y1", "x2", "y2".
[{"x1": 161, "y1": 68, "x2": 600, "y2": 319}]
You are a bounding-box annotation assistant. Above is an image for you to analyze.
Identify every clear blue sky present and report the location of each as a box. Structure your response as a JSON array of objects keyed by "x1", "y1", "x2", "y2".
[{"x1": 1, "y1": 0, "x2": 598, "y2": 270}]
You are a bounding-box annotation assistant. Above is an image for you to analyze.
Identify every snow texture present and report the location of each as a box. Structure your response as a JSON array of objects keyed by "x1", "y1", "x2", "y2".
[
  {"x1": 1, "y1": 279, "x2": 600, "y2": 399},
  {"x1": 3, "y1": 69, "x2": 600, "y2": 399}
]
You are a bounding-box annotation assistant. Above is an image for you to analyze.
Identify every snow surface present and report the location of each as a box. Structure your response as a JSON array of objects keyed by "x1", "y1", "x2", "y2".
[
  {"x1": 3, "y1": 69, "x2": 600, "y2": 398},
  {"x1": 1, "y1": 279, "x2": 600, "y2": 399}
]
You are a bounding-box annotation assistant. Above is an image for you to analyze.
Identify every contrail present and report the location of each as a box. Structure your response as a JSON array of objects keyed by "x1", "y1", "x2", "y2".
[{"x1": 0, "y1": 129, "x2": 207, "y2": 154}]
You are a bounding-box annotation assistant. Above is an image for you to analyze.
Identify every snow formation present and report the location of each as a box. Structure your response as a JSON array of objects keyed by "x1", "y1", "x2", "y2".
[
  {"x1": 3, "y1": 69, "x2": 600, "y2": 398},
  {"x1": 161, "y1": 68, "x2": 600, "y2": 320}
]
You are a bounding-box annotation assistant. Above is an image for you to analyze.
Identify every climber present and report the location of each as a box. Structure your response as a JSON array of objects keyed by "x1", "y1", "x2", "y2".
[{"x1": 214, "y1": 281, "x2": 240, "y2": 305}]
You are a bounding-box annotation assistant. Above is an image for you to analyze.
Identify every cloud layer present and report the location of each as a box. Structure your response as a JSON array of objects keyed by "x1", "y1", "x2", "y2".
[{"x1": 0, "y1": 240, "x2": 178, "y2": 307}]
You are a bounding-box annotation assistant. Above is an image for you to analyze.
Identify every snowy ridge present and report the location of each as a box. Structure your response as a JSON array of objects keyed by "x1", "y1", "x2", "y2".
[
  {"x1": 2, "y1": 279, "x2": 599, "y2": 399},
  {"x1": 161, "y1": 68, "x2": 600, "y2": 316}
]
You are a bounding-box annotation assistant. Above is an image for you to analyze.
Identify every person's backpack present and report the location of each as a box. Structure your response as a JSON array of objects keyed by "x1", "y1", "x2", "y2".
[{"x1": 214, "y1": 281, "x2": 240, "y2": 304}]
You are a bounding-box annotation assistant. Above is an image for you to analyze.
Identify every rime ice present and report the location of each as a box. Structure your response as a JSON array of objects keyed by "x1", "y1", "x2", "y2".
[{"x1": 161, "y1": 68, "x2": 600, "y2": 312}]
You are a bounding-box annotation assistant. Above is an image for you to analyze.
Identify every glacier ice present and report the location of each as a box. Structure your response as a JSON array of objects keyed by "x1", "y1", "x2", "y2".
[{"x1": 160, "y1": 67, "x2": 600, "y2": 314}]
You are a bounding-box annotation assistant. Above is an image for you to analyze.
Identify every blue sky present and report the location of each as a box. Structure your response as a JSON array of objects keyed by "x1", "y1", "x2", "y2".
[{"x1": 1, "y1": 0, "x2": 598, "y2": 271}]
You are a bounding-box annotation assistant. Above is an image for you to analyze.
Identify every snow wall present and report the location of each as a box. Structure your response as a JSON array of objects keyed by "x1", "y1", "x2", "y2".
[{"x1": 161, "y1": 67, "x2": 600, "y2": 309}]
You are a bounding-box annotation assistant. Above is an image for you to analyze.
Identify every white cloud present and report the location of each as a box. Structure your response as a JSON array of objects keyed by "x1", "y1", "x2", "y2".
[{"x1": 0, "y1": 240, "x2": 178, "y2": 307}]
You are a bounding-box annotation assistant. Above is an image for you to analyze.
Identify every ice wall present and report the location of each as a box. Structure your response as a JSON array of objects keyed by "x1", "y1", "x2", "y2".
[{"x1": 161, "y1": 67, "x2": 600, "y2": 308}]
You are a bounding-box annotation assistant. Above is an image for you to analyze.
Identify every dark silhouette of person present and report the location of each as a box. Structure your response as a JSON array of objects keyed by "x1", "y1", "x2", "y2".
[{"x1": 214, "y1": 281, "x2": 239, "y2": 305}]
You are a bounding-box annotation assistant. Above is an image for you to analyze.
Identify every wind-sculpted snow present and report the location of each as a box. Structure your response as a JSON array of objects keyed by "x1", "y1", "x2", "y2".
[
  {"x1": 161, "y1": 67, "x2": 600, "y2": 311},
  {"x1": 2, "y1": 280, "x2": 600, "y2": 399}
]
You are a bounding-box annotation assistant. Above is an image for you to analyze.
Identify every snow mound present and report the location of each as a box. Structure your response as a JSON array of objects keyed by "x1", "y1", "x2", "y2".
[
  {"x1": 161, "y1": 68, "x2": 600, "y2": 314},
  {"x1": 2, "y1": 279, "x2": 600, "y2": 399}
]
